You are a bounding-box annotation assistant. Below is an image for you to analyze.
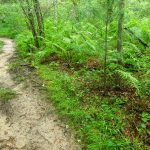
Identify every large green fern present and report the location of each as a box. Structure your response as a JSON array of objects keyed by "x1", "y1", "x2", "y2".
[{"x1": 115, "y1": 70, "x2": 140, "y2": 95}]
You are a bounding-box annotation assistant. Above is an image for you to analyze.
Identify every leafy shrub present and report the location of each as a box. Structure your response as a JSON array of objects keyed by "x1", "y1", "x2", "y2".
[
  {"x1": 115, "y1": 70, "x2": 140, "y2": 95},
  {"x1": 16, "y1": 31, "x2": 34, "y2": 58},
  {"x1": 43, "y1": 19, "x2": 102, "y2": 66},
  {"x1": 0, "y1": 3, "x2": 26, "y2": 38}
]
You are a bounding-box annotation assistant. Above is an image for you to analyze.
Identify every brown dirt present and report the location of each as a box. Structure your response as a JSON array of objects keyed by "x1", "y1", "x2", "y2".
[{"x1": 0, "y1": 38, "x2": 81, "y2": 150}]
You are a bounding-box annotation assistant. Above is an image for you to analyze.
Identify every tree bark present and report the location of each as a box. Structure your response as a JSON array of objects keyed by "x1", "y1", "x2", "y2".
[
  {"x1": 71, "y1": 0, "x2": 79, "y2": 21},
  {"x1": 19, "y1": 0, "x2": 44, "y2": 48},
  {"x1": 117, "y1": 0, "x2": 125, "y2": 64},
  {"x1": 33, "y1": 0, "x2": 45, "y2": 38},
  {"x1": 54, "y1": 0, "x2": 58, "y2": 25},
  {"x1": 103, "y1": 0, "x2": 114, "y2": 95},
  {"x1": 26, "y1": 0, "x2": 40, "y2": 48}
]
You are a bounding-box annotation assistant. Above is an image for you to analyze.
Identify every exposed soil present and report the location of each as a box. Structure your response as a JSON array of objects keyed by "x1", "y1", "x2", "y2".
[{"x1": 0, "y1": 38, "x2": 80, "y2": 150}]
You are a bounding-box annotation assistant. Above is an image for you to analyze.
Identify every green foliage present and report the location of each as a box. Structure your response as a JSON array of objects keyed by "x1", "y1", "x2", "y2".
[
  {"x1": 1, "y1": 0, "x2": 150, "y2": 149},
  {"x1": 140, "y1": 69, "x2": 150, "y2": 96},
  {"x1": 0, "y1": 41, "x2": 4, "y2": 53},
  {"x1": 15, "y1": 31, "x2": 34, "y2": 58},
  {"x1": 141, "y1": 112, "x2": 150, "y2": 124},
  {"x1": 115, "y1": 70, "x2": 140, "y2": 94},
  {"x1": 43, "y1": 19, "x2": 102, "y2": 66},
  {"x1": 38, "y1": 65, "x2": 133, "y2": 149},
  {"x1": 0, "y1": 87, "x2": 16, "y2": 101},
  {"x1": 0, "y1": 3, "x2": 26, "y2": 38}
]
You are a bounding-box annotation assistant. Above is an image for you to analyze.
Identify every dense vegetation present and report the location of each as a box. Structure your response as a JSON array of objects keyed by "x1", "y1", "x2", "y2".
[{"x1": 0, "y1": 0, "x2": 150, "y2": 149}]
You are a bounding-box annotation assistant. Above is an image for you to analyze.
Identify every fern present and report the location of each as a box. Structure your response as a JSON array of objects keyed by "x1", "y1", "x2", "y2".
[{"x1": 115, "y1": 70, "x2": 140, "y2": 95}]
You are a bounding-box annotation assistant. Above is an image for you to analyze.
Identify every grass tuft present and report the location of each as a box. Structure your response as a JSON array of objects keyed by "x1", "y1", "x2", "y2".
[
  {"x1": 0, "y1": 41, "x2": 4, "y2": 53},
  {"x1": 0, "y1": 87, "x2": 16, "y2": 101}
]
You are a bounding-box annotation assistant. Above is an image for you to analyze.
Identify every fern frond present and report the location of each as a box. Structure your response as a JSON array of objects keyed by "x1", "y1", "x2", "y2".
[{"x1": 115, "y1": 70, "x2": 140, "y2": 95}]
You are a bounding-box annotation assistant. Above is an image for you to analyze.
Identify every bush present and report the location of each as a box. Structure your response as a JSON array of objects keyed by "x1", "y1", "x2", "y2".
[{"x1": 0, "y1": 3, "x2": 26, "y2": 38}]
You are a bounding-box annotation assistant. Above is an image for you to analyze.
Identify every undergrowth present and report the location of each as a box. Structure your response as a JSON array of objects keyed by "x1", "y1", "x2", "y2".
[
  {"x1": 0, "y1": 3, "x2": 26, "y2": 38},
  {"x1": 0, "y1": 87, "x2": 16, "y2": 102},
  {"x1": 1, "y1": 0, "x2": 150, "y2": 149},
  {"x1": 10, "y1": 53, "x2": 150, "y2": 149},
  {"x1": 0, "y1": 41, "x2": 4, "y2": 53},
  {"x1": 36, "y1": 62, "x2": 149, "y2": 150},
  {"x1": 14, "y1": 16, "x2": 150, "y2": 150}
]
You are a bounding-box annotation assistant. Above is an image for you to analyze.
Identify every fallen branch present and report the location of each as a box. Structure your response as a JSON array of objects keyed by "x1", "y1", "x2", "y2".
[{"x1": 124, "y1": 27, "x2": 149, "y2": 48}]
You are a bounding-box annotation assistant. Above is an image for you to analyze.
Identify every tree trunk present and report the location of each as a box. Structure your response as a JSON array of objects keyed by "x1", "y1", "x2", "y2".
[
  {"x1": 54, "y1": 0, "x2": 58, "y2": 25},
  {"x1": 103, "y1": 0, "x2": 114, "y2": 95},
  {"x1": 19, "y1": 0, "x2": 44, "y2": 48},
  {"x1": 26, "y1": 0, "x2": 40, "y2": 48},
  {"x1": 71, "y1": 0, "x2": 79, "y2": 21},
  {"x1": 117, "y1": 0, "x2": 125, "y2": 64},
  {"x1": 33, "y1": 0, "x2": 45, "y2": 38}
]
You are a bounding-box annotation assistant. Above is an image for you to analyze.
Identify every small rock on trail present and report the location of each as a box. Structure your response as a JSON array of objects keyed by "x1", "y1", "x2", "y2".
[{"x1": 0, "y1": 38, "x2": 80, "y2": 150}]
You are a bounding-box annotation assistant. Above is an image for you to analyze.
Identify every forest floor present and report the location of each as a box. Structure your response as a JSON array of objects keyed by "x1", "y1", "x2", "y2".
[{"x1": 0, "y1": 38, "x2": 80, "y2": 150}]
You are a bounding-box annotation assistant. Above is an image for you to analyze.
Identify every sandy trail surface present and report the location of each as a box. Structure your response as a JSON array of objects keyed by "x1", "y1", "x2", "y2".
[{"x1": 0, "y1": 38, "x2": 80, "y2": 150}]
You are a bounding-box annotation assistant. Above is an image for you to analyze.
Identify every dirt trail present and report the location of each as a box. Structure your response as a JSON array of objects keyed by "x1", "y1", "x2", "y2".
[{"x1": 0, "y1": 38, "x2": 80, "y2": 150}]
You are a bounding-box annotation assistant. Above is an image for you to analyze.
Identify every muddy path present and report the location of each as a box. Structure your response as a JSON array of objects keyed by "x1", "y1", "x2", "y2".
[{"x1": 0, "y1": 38, "x2": 80, "y2": 150}]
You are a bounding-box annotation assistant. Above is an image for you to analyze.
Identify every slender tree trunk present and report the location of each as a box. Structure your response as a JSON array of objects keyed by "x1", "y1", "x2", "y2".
[
  {"x1": 72, "y1": 0, "x2": 79, "y2": 21},
  {"x1": 117, "y1": 0, "x2": 125, "y2": 64},
  {"x1": 26, "y1": 0, "x2": 40, "y2": 48},
  {"x1": 116, "y1": 0, "x2": 125, "y2": 88},
  {"x1": 103, "y1": 0, "x2": 109, "y2": 95},
  {"x1": 54, "y1": 0, "x2": 58, "y2": 25},
  {"x1": 19, "y1": 0, "x2": 44, "y2": 48},
  {"x1": 33, "y1": 0, "x2": 45, "y2": 38},
  {"x1": 103, "y1": 0, "x2": 114, "y2": 95}
]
